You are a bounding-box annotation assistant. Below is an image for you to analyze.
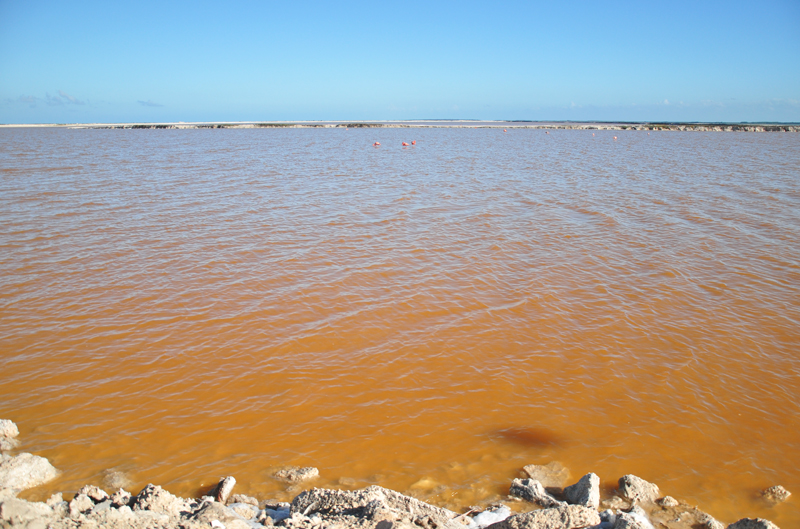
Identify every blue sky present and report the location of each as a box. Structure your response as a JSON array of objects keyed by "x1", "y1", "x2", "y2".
[{"x1": 1, "y1": 0, "x2": 799, "y2": 123}]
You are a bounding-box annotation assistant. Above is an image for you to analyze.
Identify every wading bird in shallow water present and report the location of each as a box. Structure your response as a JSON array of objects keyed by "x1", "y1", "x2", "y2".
[
  {"x1": 504, "y1": 129, "x2": 507, "y2": 132},
  {"x1": 373, "y1": 142, "x2": 380, "y2": 147},
  {"x1": 402, "y1": 142, "x2": 409, "y2": 146},
  {"x1": 412, "y1": 140, "x2": 416, "y2": 145},
  {"x1": 614, "y1": 136, "x2": 618, "y2": 140}
]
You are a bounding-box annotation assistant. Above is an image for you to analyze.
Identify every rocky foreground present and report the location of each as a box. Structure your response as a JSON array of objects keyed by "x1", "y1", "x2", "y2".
[{"x1": 0, "y1": 420, "x2": 788, "y2": 529}]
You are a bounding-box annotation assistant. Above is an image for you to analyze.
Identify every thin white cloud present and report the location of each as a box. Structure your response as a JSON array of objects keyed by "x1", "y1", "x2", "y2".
[
  {"x1": 137, "y1": 100, "x2": 164, "y2": 107},
  {"x1": 768, "y1": 98, "x2": 799, "y2": 107},
  {"x1": 58, "y1": 90, "x2": 84, "y2": 105},
  {"x1": 46, "y1": 91, "x2": 85, "y2": 106},
  {"x1": 5, "y1": 92, "x2": 89, "y2": 109},
  {"x1": 46, "y1": 93, "x2": 62, "y2": 106},
  {"x1": 7, "y1": 95, "x2": 41, "y2": 108}
]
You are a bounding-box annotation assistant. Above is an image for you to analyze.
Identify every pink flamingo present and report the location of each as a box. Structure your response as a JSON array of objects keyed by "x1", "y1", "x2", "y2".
[
  {"x1": 402, "y1": 142, "x2": 409, "y2": 146},
  {"x1": 373, "y1": 142, "x2": 380, "y2": 147},
  {"x1": 411, "y1": 140, "x2": 416, "y2": 145}
]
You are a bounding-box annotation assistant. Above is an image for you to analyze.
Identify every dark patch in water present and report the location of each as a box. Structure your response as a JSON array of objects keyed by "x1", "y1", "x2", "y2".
[{"x1": 493, "y1": 427, "x2": 563, "y2": 447}]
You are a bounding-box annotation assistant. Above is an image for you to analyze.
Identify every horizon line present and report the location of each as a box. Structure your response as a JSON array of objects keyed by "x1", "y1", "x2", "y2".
[{"x1": 3, "y1": 119, "x2": 800, "y2": 128}]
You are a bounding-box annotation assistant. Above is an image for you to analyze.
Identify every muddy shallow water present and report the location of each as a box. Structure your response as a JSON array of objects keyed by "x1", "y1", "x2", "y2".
[{"x1": 1, "y1": 127, "x2": 798, "y2": 526}]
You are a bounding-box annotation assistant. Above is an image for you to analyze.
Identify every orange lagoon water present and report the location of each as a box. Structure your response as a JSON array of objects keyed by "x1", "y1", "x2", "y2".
[{"x1": 1, "y1": 127, "x2": 798, "y2": 526}]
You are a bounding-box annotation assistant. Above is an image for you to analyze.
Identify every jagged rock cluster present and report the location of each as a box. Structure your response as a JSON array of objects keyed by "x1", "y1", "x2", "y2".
[{"x1": 0, "y1": 420, "x2": 789, "y2": 529}]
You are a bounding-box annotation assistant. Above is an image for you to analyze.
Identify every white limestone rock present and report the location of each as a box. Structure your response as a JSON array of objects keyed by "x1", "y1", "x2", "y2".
[
  {"x1": 110, "y1": 488, "x2": 132, "y2": 508},
  {"x1": 563, "y1": 472, "x2": 600, "y2": 509},
  {"x1": 363, "y1": 497, "x2": 401, "y2": 521},
  {"x1": 472, "y1": 506, "x2": 512, "y2": 529},
  {"x1": 0, "y1": 453, "x2": 59, "y2": 492},
  {"x1": 131, "y1": 483, "x2": 192, "y2": 516},
  {"x1": 485, "y1": 504, "x2": 601, "y2": 529},
  {"x1": 274, "y1": 466, "x2": 320, "y2": 483},
  {"x1": 228, "y1": 502, "x2": 259, "y2": 519},
  {"x1": 0, "y1": 438, "x2": 20, "y2": 452},
  {"x1": 698, "y1": 511, "x2": 726, "y2": 529},
  {"x1": 44, "y1": 493, "x2": 68, "y2": 518},
  {"x1": 521, "y1": 461, "x2": 570, "y2": 488},
  {"x1": 184, "y1": 500, "x2": 253, "y2": 529},
  {"x1": 84, "y1": 503, "x2": 139, "y2": 527},
  {"x1": 614, "y1": 506, "x2": 655, "y2": 529},
  {"x1": 91, "y1": 499, "x2": 113, "y2": 514},
  {"x1": 51, "y1": 501, "x2": 69, "y2": 519},
  {"x1": 601, "y1": 495, "x2": 632, "y2": 512},
  {"x1": 229, "y1": 493, "x2": 259, "y2": 506},
  {"x1": 618, "y1": 475, "x2": 660, "y2": 504},
  {"x1": 291, "y1": 485, "x2": 461, "y2": 528},
  {"x1": 0, "y1": 420, "x2": 19, "y2": 440},
  {"x1": 68, "y1": 493, "x2": 95, "y2": 517},
  {"x1": 655, "y1": 496, "x2": 679, "y2": 507},
  {"x1": 762, "y1": 485, "x2": 790, "y2": 504},
  {"x1": 0, "y1": 497, "x2": 54, "y2": 525},
  {"x1": 726, "y1": 519, "x2": 780, "y2": 529},
  {"x1": 76, "y1": 484, "x2": 110, "y2": 503},
  {"x1": 509, "y1": 478, "x2": 564, "y2": 507},
  {"x1": 261, "y1": 499, "x2": 291, "y2": 511},
  {"x1": 45, "y1": 493, "x2": 63, "y2": 507}
]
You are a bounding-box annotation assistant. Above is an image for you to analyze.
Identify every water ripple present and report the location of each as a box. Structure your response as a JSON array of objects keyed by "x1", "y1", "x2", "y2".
[{"x1": 0, "y1": 128, "x2": 799, "y2": 525}]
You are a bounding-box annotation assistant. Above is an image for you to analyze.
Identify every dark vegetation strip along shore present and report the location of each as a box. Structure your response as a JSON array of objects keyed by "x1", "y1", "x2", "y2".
[
  {"x1": 3, "y1": 122, "x2": 798, "y2": 132},
  {"x1": 0, "y1": 420, "x2": 790, "y2": 529},
  {"x1": 87, "y1": 123, "x2": 800, "y2": 132}
]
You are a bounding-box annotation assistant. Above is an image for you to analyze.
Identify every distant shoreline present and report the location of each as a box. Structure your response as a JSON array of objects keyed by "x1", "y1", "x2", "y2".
[{"x1": 1, "y1": 120, "x2": 798, "y2": 132}]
